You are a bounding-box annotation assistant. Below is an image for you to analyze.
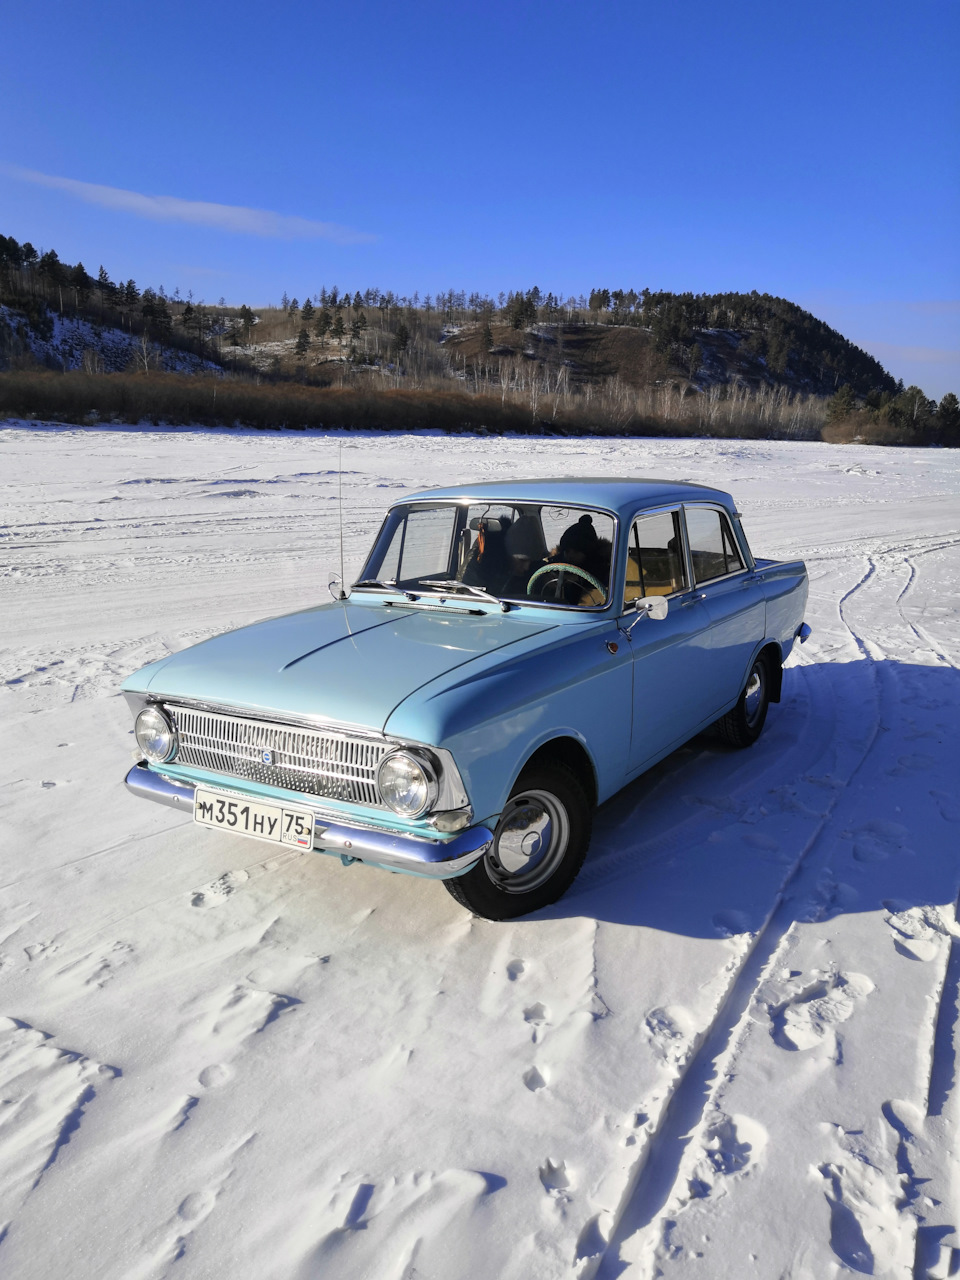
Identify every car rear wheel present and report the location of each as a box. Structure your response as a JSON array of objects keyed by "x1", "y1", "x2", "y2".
[
  {"x1": 714, "y1": 652, "x2": 772, "y2": 747},
  {"x1": 443, "y1": 763, "x2": 591, "y2": 920}
]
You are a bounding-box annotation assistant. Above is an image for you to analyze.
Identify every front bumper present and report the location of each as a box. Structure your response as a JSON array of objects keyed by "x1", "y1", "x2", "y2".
[{"x1": 124, "y1": 762, "x2": 492, "y2": 880}]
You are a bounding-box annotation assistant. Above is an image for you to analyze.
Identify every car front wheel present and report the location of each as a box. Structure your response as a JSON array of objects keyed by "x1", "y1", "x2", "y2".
[{"x1": 443, "y1": 763, "x2": 591, "y2": 921}]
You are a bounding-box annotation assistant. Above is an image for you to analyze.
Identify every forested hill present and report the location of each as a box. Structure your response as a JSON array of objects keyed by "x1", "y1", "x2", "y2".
[
  {"x1": 600, "y1": 289, "x2": 898, "y2": 398},
  {"x1": 0, "y1": 231, "x2": 901, "y2": 402}
]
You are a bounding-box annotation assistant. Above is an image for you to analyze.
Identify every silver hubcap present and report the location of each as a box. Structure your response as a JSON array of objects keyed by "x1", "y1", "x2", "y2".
[
  {"x1": 744, "y1": 663, "x2": 765, "y2": 727},
  {"x1": 485, "y1": 789, "x2": 570, "y2": 894}
]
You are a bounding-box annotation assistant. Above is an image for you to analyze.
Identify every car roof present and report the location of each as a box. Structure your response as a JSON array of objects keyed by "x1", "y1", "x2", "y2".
[{"x1": 400, "y1": 477, "x2": 735, "y2": 521}]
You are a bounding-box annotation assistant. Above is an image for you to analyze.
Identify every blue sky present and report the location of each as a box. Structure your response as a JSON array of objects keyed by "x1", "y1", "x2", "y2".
[{"x1": 2, "y1": 0, "x2": 958, "y2": 397}]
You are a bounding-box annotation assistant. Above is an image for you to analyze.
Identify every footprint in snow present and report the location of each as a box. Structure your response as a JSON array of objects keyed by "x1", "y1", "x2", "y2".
[
  {"x1": 178, "y1": 1189, "x2": 217, "y2": 1221},
  {"x1": 190, "y1": 868, "x2": 249, "y2": 908},
  {"x1": 644, "y1": 1005, "x2": 694, "y2": 1066},
  {"x1": 506, "y1": 958, "x2": 525, "y2": 981},
  {"x1": 538, "y1": 1158, "x2": 569, "y2": 1192},
  {"x1": 886, "y1": 752, "x2": 937, "y2": 778},
  {"x1": 24, "y1": 941, "x2": 57, "y2": 961},
  {"x1": 931, "y1": 789, "x2": 960, "y2": 822},
  {"x1": 523, "y1": 1002, "x2": 548, "y2": 1025},
  {"x1": 768, "y1": 971, "x2": 874, "y2": 1052},
  {"x1": 841, "y1": 819, "x2": 912, "y2": 863},
  {"x1": 198, "y1": 1064, "x2": 234, "y2": 1088},
  {"x1": 883, "y1": 902, "x2": 955, "y2": 962},
  {"x1": 687, "y1": 1113, "x2": 768, "y2": 1200},
  {"x1": 523, "y1": 1067, "x2": 547, "y2": 1092}
]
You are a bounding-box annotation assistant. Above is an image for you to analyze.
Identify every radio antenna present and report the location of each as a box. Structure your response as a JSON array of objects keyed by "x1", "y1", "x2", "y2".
[{"x1": 338, "y1": 438, "x2": 346, "y2": 599}]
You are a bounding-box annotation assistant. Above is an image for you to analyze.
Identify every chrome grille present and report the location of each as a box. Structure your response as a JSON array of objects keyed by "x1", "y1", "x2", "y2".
[{"x1": 167, "y1": 706, "x2": 389, "y2": 807}]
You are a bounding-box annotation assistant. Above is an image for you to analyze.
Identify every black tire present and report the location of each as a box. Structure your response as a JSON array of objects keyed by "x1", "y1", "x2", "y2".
[
  {"x1": 443, "y1": 763, "x2": 592, "y2": 921},
  {"x1": 714, "y1": 652, "x2": 772, "y2": 748}
]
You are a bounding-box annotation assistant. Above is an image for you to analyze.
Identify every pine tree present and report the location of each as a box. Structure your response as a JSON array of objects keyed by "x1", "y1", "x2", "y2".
[
  {"x1": 301, "y1": 298, "x2": 315, "y2": 323},
  {"x1": 393, "y1": 321, "x2": 409, "y2": 359},
  {"x1": 238, "y1": 304, "x2": 255, "y2": 341},
  {"x1": 315, "y1": 308, "x2": 332, "y2": 345},
  {"x1": 295, "y1": 328, "x2": 311, "y2": 360},
  {"x1": 331, "y1": 313, "x2": 346, "y2": 343},
  {"x1": 936, "y1": 392, "x2": 959, "y2": 444},
  {"x1": 826, "y1": 384, "x2": 858, "y2": 423}
]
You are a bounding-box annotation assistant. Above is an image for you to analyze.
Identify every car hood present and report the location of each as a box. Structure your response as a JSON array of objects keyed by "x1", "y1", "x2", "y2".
[{"x1": 123, "y1": 599, "x2": 559, "y2": 732}]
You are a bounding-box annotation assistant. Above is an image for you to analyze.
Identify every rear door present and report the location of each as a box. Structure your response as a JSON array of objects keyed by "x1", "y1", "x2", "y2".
[{"x1": 682, "y1": 503, "x2": 766, "y2": 715}]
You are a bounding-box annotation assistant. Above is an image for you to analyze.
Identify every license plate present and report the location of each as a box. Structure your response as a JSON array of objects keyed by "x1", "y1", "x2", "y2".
[{"x1": 194, "y1": 787, "x2": 315, "y2": 849}]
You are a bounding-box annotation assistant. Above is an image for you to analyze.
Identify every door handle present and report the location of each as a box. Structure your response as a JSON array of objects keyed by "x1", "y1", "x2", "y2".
[{"x1": 682, "y1": 592, "x2": 706, "y2": 606}]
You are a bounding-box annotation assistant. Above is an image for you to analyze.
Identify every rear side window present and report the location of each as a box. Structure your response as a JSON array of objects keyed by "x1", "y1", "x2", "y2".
[
  {"x1": 685, "y1": 507, "x2": 745, "y2": 584},
  {"x1": 625, "y1": 510, "x2": 688, "y2": 603}
]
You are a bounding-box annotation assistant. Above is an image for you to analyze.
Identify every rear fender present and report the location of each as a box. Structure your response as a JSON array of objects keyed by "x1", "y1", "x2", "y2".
[{"x1": 742, "y1": 640, "x2": 784, "y2": 703}]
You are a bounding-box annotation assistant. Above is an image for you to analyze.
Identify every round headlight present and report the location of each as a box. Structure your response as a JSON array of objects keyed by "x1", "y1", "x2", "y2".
[
  {"x1": 135, "y1": 706, "x2": 178, "y2": 763},
  {"x1": 378, "y1": 750, "x2": 439, "y2": 818}
]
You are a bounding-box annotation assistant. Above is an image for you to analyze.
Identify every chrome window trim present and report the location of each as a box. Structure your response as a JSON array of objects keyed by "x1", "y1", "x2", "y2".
[
  {"x1": 680, "y1": 502, "x2": 752, "y2": 588},
  {"x1": 622, "y1": 502, "x2": 693, "y2": 609},
  {"x1": 365, "y1": 498, "x2": 622, "y2": 614},
  {"x1": 731, "y1": 514, "x2": 757, "y2": 571}
]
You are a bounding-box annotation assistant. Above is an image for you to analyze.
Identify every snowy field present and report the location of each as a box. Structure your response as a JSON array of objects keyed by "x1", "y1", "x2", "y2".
[{"x1": 1, "y1": 423, "x2": 959, "y2": 1280}]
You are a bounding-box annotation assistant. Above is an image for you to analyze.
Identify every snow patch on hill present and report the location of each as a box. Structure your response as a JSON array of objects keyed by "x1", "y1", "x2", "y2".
[{"x1": 0, "y1": 305, "x2": 219, "y2": 375}]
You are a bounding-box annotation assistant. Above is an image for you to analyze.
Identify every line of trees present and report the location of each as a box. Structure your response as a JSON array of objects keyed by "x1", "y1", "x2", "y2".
[
  {"x1": 2, "y1": 231, "x2": 955, "y2": 439},
  {"x1": 824, "y1": 382, "x2": 959, "y2": 446}
]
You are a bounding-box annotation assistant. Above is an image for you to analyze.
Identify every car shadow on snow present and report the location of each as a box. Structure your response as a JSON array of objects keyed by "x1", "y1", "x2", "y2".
[{"x1": 539, "y1": 658, "x2": 960, "y2": 939}]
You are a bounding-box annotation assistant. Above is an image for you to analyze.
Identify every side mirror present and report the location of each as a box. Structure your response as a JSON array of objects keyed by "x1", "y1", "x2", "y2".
[
  {"x1": 638, "y1": 596, "x2": 668, "y2": 620},
  {"x1": 328, "y1": 575, "x2": 346, "y2": 601},
  {"x1": 623, "y1": 595, "x2": 669, "y2": 630}
]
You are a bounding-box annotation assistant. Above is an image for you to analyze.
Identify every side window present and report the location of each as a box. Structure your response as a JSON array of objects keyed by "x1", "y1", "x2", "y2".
[
  {"x1": 625, "y1": 510, "x2": 688, "y2": 604},
  {"x1": 685, "y1": 507, "x2": 745, "y2": 584}
]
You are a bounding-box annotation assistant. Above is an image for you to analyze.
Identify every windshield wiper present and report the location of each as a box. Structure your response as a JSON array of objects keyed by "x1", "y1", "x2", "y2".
[
  {"x1": 351, "y1": 579, "x2": 419, "y2": 599},
  {"x1": 418, "y1": 579, "x2": 503, "y2": 605}
]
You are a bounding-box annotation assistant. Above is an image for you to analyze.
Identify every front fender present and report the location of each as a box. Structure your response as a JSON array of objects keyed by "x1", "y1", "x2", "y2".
[{"x1": 385, "y1": 621, "x2": 633, "y2": 820}]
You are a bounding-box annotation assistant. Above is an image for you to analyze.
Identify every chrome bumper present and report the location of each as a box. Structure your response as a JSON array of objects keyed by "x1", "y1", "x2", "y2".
[{"x1": 123, "y1": 763, "x2": 491, "y2": 879}]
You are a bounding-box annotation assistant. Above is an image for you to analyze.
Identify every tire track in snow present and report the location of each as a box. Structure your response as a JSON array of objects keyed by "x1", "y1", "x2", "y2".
[{"x1": 588, "y1": 550, "x2": 888, "y2": 1277}]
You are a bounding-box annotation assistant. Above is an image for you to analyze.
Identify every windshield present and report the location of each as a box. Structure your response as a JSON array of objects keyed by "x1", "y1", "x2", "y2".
[{"x1": 357, "y1": 502, "x2": 617, "y2": 609}]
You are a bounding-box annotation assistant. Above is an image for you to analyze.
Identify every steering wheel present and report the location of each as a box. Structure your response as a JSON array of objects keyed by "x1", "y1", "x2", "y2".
[{"x1": 526, "y1": 562, "x2": 607, "y2": 604}]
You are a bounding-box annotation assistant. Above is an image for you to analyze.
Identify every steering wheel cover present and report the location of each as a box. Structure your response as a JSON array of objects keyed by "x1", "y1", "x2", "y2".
[{"x1": 527, "y1": 561, "x2": 606, "y2": 602}]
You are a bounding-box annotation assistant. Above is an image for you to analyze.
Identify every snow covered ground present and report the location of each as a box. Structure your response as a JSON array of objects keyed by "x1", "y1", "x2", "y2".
[{"x1": 1, "y1": 423, "x2": 958, "y2": 1279}]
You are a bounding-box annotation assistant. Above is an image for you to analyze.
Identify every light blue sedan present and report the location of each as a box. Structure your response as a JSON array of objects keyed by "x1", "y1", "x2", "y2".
[{"x1": 122, "y1": 478, "x2": 809, "y2": 919}]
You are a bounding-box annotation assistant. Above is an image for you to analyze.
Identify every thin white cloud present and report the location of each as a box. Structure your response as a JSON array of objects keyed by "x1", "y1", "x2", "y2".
[
  {"x1": 906, "y1": 300, "x2": 960, "y2": 316},
  {"x1": 2, "y1": 165, "x2": 375, "y2": 245},
  {"x1": 867, "y1": 341, "x2": 960, "y2": 366}
]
